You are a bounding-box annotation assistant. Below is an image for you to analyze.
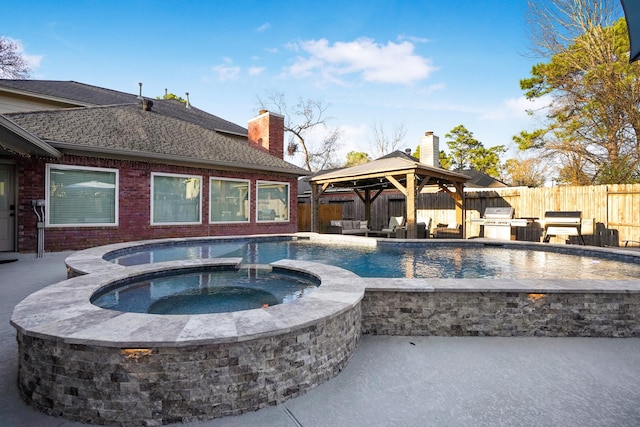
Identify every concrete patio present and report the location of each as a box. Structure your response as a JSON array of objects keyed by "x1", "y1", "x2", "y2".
[{"x1": 1, "y1": 251, "x2": 640, "y2": 427}]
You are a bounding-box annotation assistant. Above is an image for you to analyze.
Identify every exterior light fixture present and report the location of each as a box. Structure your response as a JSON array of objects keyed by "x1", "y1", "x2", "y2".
[{"x1": 121, "y1": 348, "x2": 153, "y2": 360}]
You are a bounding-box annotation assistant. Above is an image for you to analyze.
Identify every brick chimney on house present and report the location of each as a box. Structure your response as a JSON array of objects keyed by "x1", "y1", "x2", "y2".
[
  {"x1": 420, "y1": 131, "x2": 440, "y2": 167},
  {"x1": 248, "y1": 110, "x2": 285, "y2": 159}
]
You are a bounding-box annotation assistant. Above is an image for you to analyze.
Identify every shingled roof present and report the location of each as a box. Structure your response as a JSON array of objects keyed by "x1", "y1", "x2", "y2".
[
  {"x1": 0, "y1": 79, "x2": 248, "y2": 136},
  {"x1": 5, "y1": 104, "x2": 307, "y2": 175}
]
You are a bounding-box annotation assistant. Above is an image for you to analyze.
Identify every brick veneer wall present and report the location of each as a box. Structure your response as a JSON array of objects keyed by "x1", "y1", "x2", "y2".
[
  {"x1": 16, "y1": 155, "x2": 299, "y2": 252},
  {"x1": 361, "y1": 290, "x2": 640, "y2": 337},
  {"x1": 16, "y1": 304, "x2": 361, "y2": 425}
]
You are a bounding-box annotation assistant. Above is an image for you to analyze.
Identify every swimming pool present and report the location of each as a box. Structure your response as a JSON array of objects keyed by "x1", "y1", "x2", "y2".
[
  {"x1": 15, "y1": 234, "x2": 640, "y2": 425},
  {"x1": 104, "y1": 237, "x2": 640, "y2": 280}
]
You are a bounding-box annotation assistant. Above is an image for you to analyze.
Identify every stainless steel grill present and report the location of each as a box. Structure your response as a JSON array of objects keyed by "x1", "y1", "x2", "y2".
[
  {"x1": 541, "y1": 211, "x2": 585, "y2": 244},
  {"x1": 471, "y1": 207, "x2": 530, "y2": 240}
]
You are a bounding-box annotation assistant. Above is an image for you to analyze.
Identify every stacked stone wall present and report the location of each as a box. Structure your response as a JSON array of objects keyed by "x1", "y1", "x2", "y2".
[
  {"x1": 362, "y1": 291, "x2": 640, "y2": 337},
  {"x1": 16, "y1": 304, "x2": 361, "y2": 425}
]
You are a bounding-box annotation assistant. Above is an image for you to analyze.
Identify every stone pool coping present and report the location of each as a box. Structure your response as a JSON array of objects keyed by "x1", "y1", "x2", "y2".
[
  {"x1": 363, "y1": 277, "x2": 640, "y2": 293},
  {"x1": 11, "y1": 257, "x2": 365, "y2": 347},
  {"x1": 64, "y1": 233, "x2": 640, "y2": 295}
]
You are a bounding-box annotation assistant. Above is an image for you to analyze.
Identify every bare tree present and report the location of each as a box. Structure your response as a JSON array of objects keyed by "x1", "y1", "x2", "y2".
[
  {"x1": 256, "y1": 91, "x2": 342, "y2": 172},
  {"x1": 370, "y1": 120, "x2": 407, "y2": 158},
  {"x1": 526, "y1": 0, "x2": 619, "y2": 58},
  {"x1": 503, "y1": 155, "x2": 550, "y2": 187},
  {"x1": 0, "y1": 37, "x2": 31, "y2": 79}
]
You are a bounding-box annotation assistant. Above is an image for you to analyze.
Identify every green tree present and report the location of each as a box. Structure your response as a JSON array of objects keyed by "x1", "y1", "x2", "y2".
[
  {"x1": 412, "y1": 145, "x2": 420, "y2": 159},
  {"x1": 441, "y1": 125, "x2": 506, "y2": 178},
  {"x1": 517, "y1": 0, "x2": 640, "y2": 184},
  {"x1": 157, "y1": 92, "x2": 187, "y2": 105},
  {"x1": 345, "y1": 151, "x2": 371, "y2": 167},
  {"x1": 438, "y1": 150, "x2": 454, "y2": 170}
]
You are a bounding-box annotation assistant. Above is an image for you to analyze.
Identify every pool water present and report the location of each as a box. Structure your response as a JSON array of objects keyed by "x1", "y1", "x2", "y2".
[
  {"x1": 91, "y1": 267, "x2": 320, "y2": 314},
  {"x1": 107, "y1": 239, "x2": 640, "y2": 280}
]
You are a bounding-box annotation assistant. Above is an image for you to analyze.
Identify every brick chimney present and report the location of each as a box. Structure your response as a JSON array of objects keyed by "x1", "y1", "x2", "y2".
[
  {"x1": 248, "y1": 110, "x2": 285, "y2": 159},
  {"x1": 420, "y1": 131, "x2": 439, "y2": 167}
]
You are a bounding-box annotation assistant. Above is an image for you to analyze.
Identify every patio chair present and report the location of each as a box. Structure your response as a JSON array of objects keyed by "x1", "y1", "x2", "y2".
[{"x1": 381, "y1": 216, "x2": 405, "y2": 236}]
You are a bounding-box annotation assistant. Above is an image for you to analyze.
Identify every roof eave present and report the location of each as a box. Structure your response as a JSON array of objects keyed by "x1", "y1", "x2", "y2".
[
  {"x1": 0, "y1": 115, "x2": 62, "y2": 158},
  {"x1": 0, "y1": 86, "x2": 95, "y2": 108},
  {"x1": 214, "y1": 128, "x2": 248, "y2": 138}
]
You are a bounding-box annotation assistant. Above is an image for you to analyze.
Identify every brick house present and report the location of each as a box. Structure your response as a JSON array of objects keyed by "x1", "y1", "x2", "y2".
[{"x1": 0, "y1": 80, "x2": 307, "y2": 253}]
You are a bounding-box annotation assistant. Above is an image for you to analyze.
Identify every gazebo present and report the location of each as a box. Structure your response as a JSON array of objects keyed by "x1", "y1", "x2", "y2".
[{"x1": 308, "y1": 151, "x2": 470, "y2": 238}]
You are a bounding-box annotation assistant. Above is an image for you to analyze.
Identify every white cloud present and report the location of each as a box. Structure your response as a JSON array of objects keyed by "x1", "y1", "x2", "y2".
[
  {"x1": 417, "y1": 82, "x2": 446, "y2": 96},
  {"x1": 479, "y1": 95, "x2": 552, "y2": 121},
  {"x1": 24, "y1": 54, "x2": 43, "y2": 70},
  {"x1": 256, "y1": 23, "x2": 271, "y2": 32},
  {"x1": 285, "y1": 37, "x2": 436, "y2": 85},
  {"x1": 248, "y1": 66, "x2": 265, "y2": 75},
  {"x1": 397, "y1": 34, "x2": 430, "y2": 44},
  {"x1": 336, "y1": 123, "x2": 369, "y2": 157},
  {"x1": 212, "y1": 59, "x2": 240, "y2": 81}
]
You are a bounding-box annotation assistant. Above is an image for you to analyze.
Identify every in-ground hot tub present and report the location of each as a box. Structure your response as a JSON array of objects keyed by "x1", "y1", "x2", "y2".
[{"x1": 11, "y1": 258, "x2": 365, "y2": 425}]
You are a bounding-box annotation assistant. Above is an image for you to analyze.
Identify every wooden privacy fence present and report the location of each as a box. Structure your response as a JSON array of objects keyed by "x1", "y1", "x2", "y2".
[
  {"x1": 298, "y1": 203, "x2": 342, "y2": 233},
  {"x1": 300, "y1": 183, "x2": 640, "y2": 246},
  {"x1": 464, "y1": 184, "x2": 640, "y2": 246}
]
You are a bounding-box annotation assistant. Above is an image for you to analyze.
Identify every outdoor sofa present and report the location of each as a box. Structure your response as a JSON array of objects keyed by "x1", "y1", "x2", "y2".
[
  {"x1": 328, "y1": 220, "x2": 369, "y2": 235},
  {"x1": 433, "y1": 222, "x2": 462, "y2": 238}
]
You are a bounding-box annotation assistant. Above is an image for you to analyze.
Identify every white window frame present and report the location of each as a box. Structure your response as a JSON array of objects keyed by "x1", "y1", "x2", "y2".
[
  {"x1": 45, "y1": 164, "x2": 119, "y2": 227},
  {"x1": 151, "y1": 172, "x2": 202, "y2": 226},
  {"x1": 209, "y1": 177, "x2": 251, "y2": 224},
  {"x1": 256, "y1": 180, "x2": 290, "y2": 223}
]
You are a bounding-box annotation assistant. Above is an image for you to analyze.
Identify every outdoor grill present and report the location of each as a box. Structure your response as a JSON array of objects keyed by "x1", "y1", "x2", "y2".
[
  {"x1": 541, "y1": 211, "x2": 585, "y2": 244},
  {"x1": 471, "y1": 207, "x2": 531, "y2": 240}
]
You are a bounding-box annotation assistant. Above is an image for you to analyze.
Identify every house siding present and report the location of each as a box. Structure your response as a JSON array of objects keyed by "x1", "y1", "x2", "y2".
[{"x1": 16, "y1": 155, "x2": 298, "y2": 253}]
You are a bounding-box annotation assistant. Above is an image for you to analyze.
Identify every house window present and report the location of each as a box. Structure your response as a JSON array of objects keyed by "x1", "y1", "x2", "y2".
[
  {"x1": 151, "y1": 173, "x2": 202, "y2": 225},
  {"x1": 210, "y1": 178, "x2": 250, "y2": 223},
  {"x1": 46, "y1": 164, "x2": 118, "y2": 227},
  {"x1": 256, "y1": 180, "x2": 289, "y2": 222}
]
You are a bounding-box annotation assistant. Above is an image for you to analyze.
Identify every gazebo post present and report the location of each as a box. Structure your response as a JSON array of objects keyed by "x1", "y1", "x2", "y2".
[
  {"x1": 454, "y1": 182, "x2": 465, "y2": 238},
  {"x1": 364, "y1": 189, "x2": 372, "y2": 224},
  {"x1": 311, "y1": 183, "x2": 319, "y2": 233},
  {"x1": 406, "y1": 172, "x2": 417, "y2": 238}
]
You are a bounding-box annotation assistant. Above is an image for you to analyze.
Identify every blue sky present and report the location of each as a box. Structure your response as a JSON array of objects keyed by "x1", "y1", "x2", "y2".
[{"x1": 4, "y1": 0, "x2": 556, "y2": 167}]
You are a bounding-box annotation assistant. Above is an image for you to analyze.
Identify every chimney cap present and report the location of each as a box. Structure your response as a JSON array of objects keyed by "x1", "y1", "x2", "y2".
[{"x1": 142, "y1": 98, "x2": 153, "y2": 111}]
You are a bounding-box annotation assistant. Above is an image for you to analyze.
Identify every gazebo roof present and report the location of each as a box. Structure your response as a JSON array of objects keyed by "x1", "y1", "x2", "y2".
[{"x1": 309, "y1": 151, "x2": 469, "y2": 189}]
